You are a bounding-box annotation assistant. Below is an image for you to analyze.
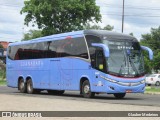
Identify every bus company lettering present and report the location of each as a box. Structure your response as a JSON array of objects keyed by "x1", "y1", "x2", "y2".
[{"x1": 20, "y1": 60, "x2": 43, "y2": 67}]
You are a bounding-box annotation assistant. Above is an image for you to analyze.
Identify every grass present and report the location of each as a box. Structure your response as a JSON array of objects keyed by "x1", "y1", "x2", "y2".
[
  {"x1": 0, "y1": 80, "x2": 6, "y2": 85},
  {"x1": 0, "y1": 70, "x2": 6, "y2": 85},
  {"x1": 145, "y1": 86, "x2": 160, "y2": 93}
]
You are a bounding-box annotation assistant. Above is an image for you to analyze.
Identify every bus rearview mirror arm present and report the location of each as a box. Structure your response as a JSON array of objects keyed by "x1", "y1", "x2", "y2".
[
  {"x1": 141, "y1": 46, "x2": 153, "y2": 60},
  {"x1": 91, "y1": 43, "x2": 110, "y2": 57}
]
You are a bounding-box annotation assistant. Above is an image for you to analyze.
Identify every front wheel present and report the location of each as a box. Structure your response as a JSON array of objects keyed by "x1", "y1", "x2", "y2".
[
  {"x1": 155, "y1": 81, "x2": 160, "y2": 86},
  {"x1": 82, "y1": 80, "x2": 95, "y2": 98},
  {"x1": 114, "y1": 93, "x2": 126, "y2": 99}
]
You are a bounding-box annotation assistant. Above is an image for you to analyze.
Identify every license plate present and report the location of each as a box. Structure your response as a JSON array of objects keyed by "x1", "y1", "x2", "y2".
[{"x1": 126, "y1": 90, "x2": 132, "y2": 93}]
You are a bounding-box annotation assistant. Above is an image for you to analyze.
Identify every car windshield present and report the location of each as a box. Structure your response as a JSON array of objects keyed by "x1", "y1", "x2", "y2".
[
  {"x1": 148, "y1": 74, "x2": 157, "y2": 77},
  {"x1": 103, "y1": 39, "x2": 145, "y2": 77}
]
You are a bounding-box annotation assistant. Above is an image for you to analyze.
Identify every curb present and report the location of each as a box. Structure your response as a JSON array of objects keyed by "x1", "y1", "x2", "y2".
[{"x1": 144, "y1": 92, "x2": 160, "y2": 95}]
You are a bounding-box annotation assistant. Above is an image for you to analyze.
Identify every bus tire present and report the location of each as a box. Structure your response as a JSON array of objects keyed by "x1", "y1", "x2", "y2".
[
  {"x1": 114, "y1": 93, "x2": 126, "y2": 99},
  {"x1": 82, "y1": 80, "x2": 95, "y2": 98},
  {"x1": 26, "y1": 79, "x2": 35, "y2": 94},
  {"x1": 47, "y1": 90, "x2": 65, "y2": 95},
  {"x1": 155, "y1": 81, "x2": 160, "y2": 86},
  {"x1": 18, "y1": 78, "x2": 26, "y2": 93}
]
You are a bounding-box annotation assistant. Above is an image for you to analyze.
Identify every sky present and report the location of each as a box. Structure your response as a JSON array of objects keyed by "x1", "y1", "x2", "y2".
[{"x1": 0, "y1": 0, "x2": 160, "y2": 42}]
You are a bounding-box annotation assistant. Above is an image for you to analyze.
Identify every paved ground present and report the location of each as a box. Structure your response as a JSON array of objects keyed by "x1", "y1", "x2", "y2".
[
  {"x1": 0, "y1": 86, "x2": 160, "y2": 120},
  {"x1": 0, "y1": 86, "x2": 160, "y2": 107}
]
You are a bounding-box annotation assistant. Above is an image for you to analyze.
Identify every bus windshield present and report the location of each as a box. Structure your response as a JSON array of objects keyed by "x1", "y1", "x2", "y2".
[{"x1": 103, "y1": 39, "x2": 145, "y2": 77}]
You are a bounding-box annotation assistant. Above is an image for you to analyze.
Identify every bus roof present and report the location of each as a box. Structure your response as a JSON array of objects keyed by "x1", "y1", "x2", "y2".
[
  {"x1": 84, "y1": 30, "x2": 136, "y2": 40},
  {"x1": 9, "y1": 30, "x2": 136, "y2": 46}
]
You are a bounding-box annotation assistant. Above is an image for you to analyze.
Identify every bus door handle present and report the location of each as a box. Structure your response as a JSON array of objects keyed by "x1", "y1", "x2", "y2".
[
  {"x1": 8, "y1": 66, "x2": 13, "y2": 69},
  {"x1": 50, "y1": 60, "x2": 60, "y2": 61}
]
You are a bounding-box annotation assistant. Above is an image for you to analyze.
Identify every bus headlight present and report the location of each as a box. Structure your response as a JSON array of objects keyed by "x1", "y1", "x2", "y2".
[
  {"x1": 100, "y1": 75, "x2": 118, "y2": 83},
  {"x1": 140, "y1": 79, "x2": 145, "y2": 84},
  {"x1": 108, "y1": 79, "x2": 117, "y2": 83}
]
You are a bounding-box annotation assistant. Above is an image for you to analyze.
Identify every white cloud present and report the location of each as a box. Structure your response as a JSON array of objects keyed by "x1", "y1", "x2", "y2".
[
  {"x1": 0, "y1": 0, "x2": 24, "y2": 42},
  {"x1": 96, "y1": 0, "x2": 160, "y2": 40},
  {"x1": 0, "y1": 0, "x2": 160, "y2": 42}
]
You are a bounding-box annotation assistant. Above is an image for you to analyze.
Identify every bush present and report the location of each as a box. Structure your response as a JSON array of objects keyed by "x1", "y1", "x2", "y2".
[{"x1": 0, "y1": 70, "x2": 6, "y2": 81}]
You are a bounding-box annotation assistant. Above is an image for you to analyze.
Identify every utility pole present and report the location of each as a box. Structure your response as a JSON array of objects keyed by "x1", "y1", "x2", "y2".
[{"x1": 122, "y1": 0, "x2": 125, "y2": 33}]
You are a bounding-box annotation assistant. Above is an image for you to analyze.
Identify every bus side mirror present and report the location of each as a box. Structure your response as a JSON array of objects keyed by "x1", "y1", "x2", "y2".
[
  {"x1": 91, "y1": 43, "x2": 110, "y2": 58},
  {"x1": 141, "y1": 46, "x2": 153, "y2": 60}
]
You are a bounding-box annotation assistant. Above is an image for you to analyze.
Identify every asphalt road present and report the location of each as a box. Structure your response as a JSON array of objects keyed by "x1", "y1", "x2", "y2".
[{"x1": 0, "y1": 86, "x2": 160, "y2": 107}]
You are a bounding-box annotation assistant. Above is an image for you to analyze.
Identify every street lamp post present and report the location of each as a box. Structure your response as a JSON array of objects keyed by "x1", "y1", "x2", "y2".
[{"x1": 122, "y1": 0, "x2": 125, "y2": 33}]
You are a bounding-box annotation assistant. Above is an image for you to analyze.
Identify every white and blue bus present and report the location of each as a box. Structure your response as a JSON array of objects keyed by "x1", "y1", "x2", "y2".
[{"x1": 6, "y1": 30, "x2": 153, "y2": 98}]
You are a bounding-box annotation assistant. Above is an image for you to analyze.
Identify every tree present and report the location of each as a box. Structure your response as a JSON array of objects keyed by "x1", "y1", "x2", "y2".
[
  {"x1": 21, "y1": 0, "x2": 101, "y2": 36},
  {"x1": 23, "y1": 24, "x2": 114, "y2": 40},
  {"x1": 23, "y1": 30, "x2": 43, "y2": 40},
  {"x1": 103, "y1": 25, "x2": 114, "y2": 31},
  {"x1": 0, "y1": 44, "x2": 5, "y2": 79},
  {"x1": 0, "y1": 44, "x2": 3, "y2": 48},
  {"x1": 129, "y1": 33, "x2": 134, "y2": 36},
  {"x1": 140, "y1": 26, "x2": 160, "y2": 73},
  {"x1": 84, "y1": 23, "x2": 114, "y2": 31},
  {"x1": 84, "y1": 23, "x2": 102, "y2": 30}
]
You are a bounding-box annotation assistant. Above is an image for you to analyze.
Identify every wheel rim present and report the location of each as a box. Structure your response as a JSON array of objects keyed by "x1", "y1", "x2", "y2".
[
  {"x1": 156, "y1": 82, "x2": 160, "y2": 86},
  {"x1": 20, "y1": 81, "x2": 24, "y2": 90},
  {"x1": 27, "y1": 81, "x2": 32, "y2": 92},
  {"x1": 84, "y1": 85, "x2": 90, "y2": 94}
]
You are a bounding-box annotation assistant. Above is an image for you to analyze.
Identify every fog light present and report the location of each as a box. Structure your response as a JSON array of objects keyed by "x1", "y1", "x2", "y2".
[{"x1": 109, "y1": 86, "x2": 115, "y2": 90}]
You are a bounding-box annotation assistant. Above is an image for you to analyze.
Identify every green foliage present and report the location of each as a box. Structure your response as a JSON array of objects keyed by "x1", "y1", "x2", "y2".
[
  {"x1": 0, "y1": 70, "x2": 5, "y2": 80},
  {"x1": 129, "y1": 33, "x2": 134, "y2": 36},
  {"x1": 0, "y1": 44, "x2": 3, "y2": 48},
  {"x1": 140, "y1": 26, "x2": 160, "y2": 73},
  {"x1": 23, "y1": 30, "x2": 43, "y2": 40},
  {"x1": 0, "y1": 80, "x2": 6, "y2": 85},
  {"x1": 21, "y1": 0, "x2": 101, "y2": 36},
  {"x1": 84, "y1": 23, "x2": 114, "y2": 31},
  {"x1": 145, "y1": 86, "x2": 160, "y2": 93},
  {"x1": 103, "y1": 25, "x2": 114, "y2": 31}
]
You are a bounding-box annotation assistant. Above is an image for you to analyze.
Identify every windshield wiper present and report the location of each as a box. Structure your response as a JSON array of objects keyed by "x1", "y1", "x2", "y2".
[
  {"x1": 128, "y1": 55, "x2": 139, "y2": 75},
  {"x1": 119, "y1": 49, "x2": 127, "y2": 75}
]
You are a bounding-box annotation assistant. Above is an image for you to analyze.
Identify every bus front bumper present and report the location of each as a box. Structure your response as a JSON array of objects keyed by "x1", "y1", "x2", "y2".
[{"x1": 105, "y1": 82, "x2": 146, "y2": 94}]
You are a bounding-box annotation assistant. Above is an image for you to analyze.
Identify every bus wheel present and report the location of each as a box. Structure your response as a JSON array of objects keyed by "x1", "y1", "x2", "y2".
[
  {"x1": 114, "y1": 93, "x2": 126, "y2": 99},
  {"x1": 82, "y1": 80, "x2": 95, "y2": 98},
  {"x1": 47, "y1": 90, "x2": 65, "y2": 95},
  {"x1": 18, "y1": 78, "x2": 26, "y2": 93},
  {"x1": 26, "y1": 79, "x2": 35, "y2": 94},
  {"x1": 155, "y1": 81, "x2": 160, "y2": 86}
]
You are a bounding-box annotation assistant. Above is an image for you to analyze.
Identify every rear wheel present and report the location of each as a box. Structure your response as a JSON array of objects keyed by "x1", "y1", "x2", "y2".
[
  {"x1": 82, "y1": 80, "x2": 95, "y2": 98},
  {"x1": 114, "y1": 93, "x2": 126, "y2": 99},
  {"x1": 47, "y1": 90, "x2": 65, "y2": 95},
  {"x1": 26, "y1": 79, "x2": 35, "y2": 94},
  {"x1": 18, "y1": 78, "x2": 26, "y2": 93},
  {"x1": 155, "y1": 81, "x2": 160, "y2": 86}
]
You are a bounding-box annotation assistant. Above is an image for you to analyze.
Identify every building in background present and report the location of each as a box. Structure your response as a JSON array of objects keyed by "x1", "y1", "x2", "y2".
[
  {"x1": 0, "y1": 41, "x2": 10, "y2": 64},
  {"x1": 0, "y1": 41, "x2": 10, "y2": 49}
]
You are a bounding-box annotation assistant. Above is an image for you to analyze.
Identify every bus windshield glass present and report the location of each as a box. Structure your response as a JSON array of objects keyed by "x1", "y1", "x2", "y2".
[{"x1": 103, "y1": 39, "x2": 144, "y2": 77}]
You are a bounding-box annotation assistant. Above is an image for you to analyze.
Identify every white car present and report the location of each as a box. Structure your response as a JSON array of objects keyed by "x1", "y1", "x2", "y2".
[{"x1": 145, "y1": 74, "x2": 160, "y2": 86}]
